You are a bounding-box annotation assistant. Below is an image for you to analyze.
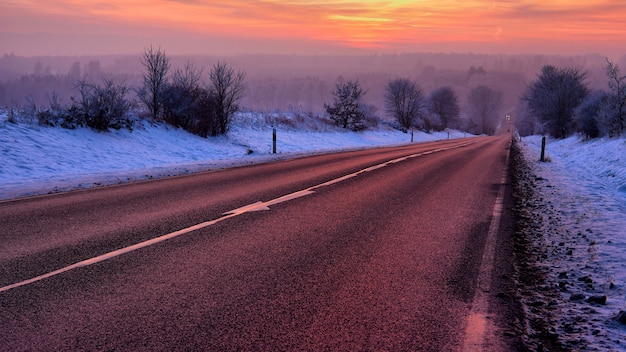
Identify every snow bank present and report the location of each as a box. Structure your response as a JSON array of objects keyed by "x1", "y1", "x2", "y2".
[
  {"x1": 0, "y1": 111, "x2": 468, "y2": 200},
  {"x1": 520, "y1": 135, "x2": 626, "y2": 351}
]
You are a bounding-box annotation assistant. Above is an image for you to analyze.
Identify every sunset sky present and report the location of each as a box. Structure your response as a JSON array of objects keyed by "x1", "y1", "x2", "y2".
[{"x1": 1, "y1": 0, "x2": 625, "y2": 57}]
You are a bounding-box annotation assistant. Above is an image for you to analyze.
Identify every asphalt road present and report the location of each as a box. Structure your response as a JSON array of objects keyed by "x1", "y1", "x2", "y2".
[{"x1": 0, "y1": 136, "x2": 520, "y2": 351}]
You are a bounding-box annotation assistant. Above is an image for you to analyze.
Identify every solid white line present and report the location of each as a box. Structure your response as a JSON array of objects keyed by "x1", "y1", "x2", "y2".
[
  {"x1": 461, "y1": 144, "x2": 510, "y2": 351},
  {"x1": 0, "y1": 140, "x2": 477, "y2": 293}
]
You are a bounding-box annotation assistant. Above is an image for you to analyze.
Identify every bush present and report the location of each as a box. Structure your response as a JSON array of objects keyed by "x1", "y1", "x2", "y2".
[
  {"x1": 36, "y1": 92, "x2": 66, "y2": 127},
  {"x1": 7, "y1": 107, "x2": 17, "y2": 124},
  {"x1": 596, "y1": 101, "x2": 623, "y2": 137},
  {"x1": 190, "y1": 90, "x2": 217, "y2": 137},
  {"x1": 159, "y1": 61, "x2": 246, "y2": 137},
  {"x1": 68, "y1": 79, "x2": 134, "y2": 131},
  {"x1": 161, "y1": 83, "x2": 199, "y2": 130},
  {"x1": 575, "y1": 91, "x2": 607, "y2": 139}
]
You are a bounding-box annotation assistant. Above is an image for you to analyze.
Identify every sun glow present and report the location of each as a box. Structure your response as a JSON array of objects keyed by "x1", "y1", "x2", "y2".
[{"x1": 1, "y1": 0, "x2": 625, "y2": 55}]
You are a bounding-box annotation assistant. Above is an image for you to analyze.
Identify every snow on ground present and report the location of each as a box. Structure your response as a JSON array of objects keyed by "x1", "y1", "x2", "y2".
[
  {"x1": 0, "y1": 111, "x2": 469, "y2": 201},
  {"x1": 520, "y1": 135, "x2": 626, "y2": 350},
  {"x1": 6, "y1": 107, "x2": 624, "y2": 349}
]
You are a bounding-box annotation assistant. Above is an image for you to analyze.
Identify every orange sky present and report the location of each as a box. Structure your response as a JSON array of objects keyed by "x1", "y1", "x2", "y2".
[{"x1": 1, "y1": 0, "x2": 625, "y2": 56}]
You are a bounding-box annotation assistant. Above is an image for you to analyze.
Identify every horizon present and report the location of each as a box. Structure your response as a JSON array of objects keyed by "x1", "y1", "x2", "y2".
[{"x1": 1, "y1": 1, "x2": 625, "y2": 58}]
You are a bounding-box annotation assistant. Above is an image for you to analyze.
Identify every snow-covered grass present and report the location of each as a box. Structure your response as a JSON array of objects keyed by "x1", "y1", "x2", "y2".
[
  {"x1": 0, "y1": 111, "x2": 469, "y2": 201},
  {"x1": 520, "y1": 135, "x2": 626, "y2": 350}
]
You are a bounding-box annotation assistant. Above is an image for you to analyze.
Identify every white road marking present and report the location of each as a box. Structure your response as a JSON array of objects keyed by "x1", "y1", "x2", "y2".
[
  {"x1": 262, "y1": 189, "x2": 316, "y2": 208},
  {"x1": 0, "y1": 214, "x2": 237, "y2": 293},
  {"x1": 0, "y1": 141, "x2": 477, "y2": 293},
  {"x1": 223, "y1": 201, "x2": 270, "y2": 215},
  {"x1": 223, "y1": 189, "x2": 316, "y2": 215},
  {"x1": 461, "y1": 142, "x2": 510, "y2": 351}
]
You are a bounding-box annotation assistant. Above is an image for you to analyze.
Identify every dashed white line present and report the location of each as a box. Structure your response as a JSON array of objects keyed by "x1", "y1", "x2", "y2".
[{"x1": 0, "y1": 141, "x2": 476, "y2": 293}]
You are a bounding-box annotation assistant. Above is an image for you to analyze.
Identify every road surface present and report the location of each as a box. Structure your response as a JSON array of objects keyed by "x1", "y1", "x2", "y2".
[{"x1": 0, "y1": 136, "x2": 522, "y2": 351}]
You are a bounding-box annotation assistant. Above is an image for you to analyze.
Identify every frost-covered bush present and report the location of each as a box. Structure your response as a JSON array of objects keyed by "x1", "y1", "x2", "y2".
[
  {"x1": 36, "y1": 92, "x2": 68, "y2": 127},
  {"x1": 596, "y1": 59, "x2": 626, "y2": 137},
  {"x1": 596, "y1": 100, "x2": 623, "y2": 138},
  {"x1": 68, "y1": 79, "x2": 134, "y2": 131},
  {"x1": 575, "y1": 91, "x2": 608, "y2": 139}
]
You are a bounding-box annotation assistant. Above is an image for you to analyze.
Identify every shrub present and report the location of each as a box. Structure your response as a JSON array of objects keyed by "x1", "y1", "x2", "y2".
[{"x1": 68, "y1": 78, "x2": 134, "y2": 131}]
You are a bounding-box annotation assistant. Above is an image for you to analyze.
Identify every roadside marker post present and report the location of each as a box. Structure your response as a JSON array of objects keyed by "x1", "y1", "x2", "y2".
[{"x1": 272, "y1": 128, "x2": 277, "y2": 154}]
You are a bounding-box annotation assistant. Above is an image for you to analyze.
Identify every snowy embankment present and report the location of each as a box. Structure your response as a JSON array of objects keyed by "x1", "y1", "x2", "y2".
[
  {"x1": 0, "y1": 112, "x2": 469, "y2": 201},
  {"x1": 519, "y1": 135, "x2": 626, "y2": 350}
]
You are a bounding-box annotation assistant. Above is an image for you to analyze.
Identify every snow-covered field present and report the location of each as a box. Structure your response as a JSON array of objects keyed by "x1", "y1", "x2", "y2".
[
  {"x1": 519, "y1": 135, "x2": 626, "y2": 351},
  {"x1": 0, "y1": 112, "x2": 469, "y2": 200}
]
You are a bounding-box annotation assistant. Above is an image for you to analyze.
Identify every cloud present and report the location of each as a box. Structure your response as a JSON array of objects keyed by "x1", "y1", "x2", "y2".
[{"x1": 1, "y1": 0, "x2": 625, "y2": 56}]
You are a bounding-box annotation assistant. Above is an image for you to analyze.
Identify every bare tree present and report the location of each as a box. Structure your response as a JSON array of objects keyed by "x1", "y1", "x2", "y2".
[
  {"x1": 69, "y1": 78, "x2": 134, "y2": 131},
  {"x1": 523, "y1": 65, "x2": 588, "y2": 138},
  {"x1": 384, "y1": 78, "x2": 426, "y2": 132},
  {"x1": 206, "y1": 61, "x2": 246, "y2": 136},
  {"x1": 325, "y1": 79, "x2": 367, "y2": 131},
  {"x1": 467, "y1": 85, "x2": 503, "y2": 135},
  {"x1": 603, "y1": 58, "x2": 626, "y2": 136},
  {"x1": 139, "y1": 46, "x2": 170, "y2": 119},
  {"x1": 428, "y1": 86, "x2": 460, "y2": 129},
  {"x1": 173, "y1": 61, "x2": 203, "y2": 93}
]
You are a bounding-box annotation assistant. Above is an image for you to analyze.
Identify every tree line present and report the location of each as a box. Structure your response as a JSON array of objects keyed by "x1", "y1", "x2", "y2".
[
  {"x1": 325, "y1": 77, "x2": 503, "y2": 135},
  {"x1": 5, "y1": 50, "x2": 625, "y2": 140},
  {"x1": 5, "y1": 47, "x2": 247, "y2": 137},
  {"x1": 518, "y1": 58, "x2": 626, "y2": 139},
  {"x1": 4, "y1": 46, "x2": 510, "y2": 137}
]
